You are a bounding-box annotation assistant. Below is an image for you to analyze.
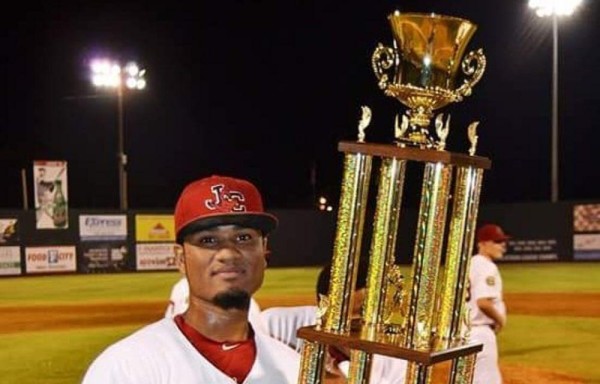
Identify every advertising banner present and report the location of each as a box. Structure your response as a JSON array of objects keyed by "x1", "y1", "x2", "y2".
[
  {"x1": 0, "y1": 218, "x2": 19, "y2": 245},
  {"x1": 573, "y1": 204, "x2": 600, "y2": 232},
  {"x1": 79, "y1": 242, "x2": 130, "y2": 273},
  {"x1": 0, "y1": 246, "x2": 21, "y2": 276},
  {"x1": 573, "y1": 204, "x2": 600, "y2": 260},
  {"x1": 33, "y1": 160, "x2": 69, "y2": 230},
  {"x1": 78, "y1": 214, "x2": 129, "y2": 272},
  {"x1": 135, "y1": 215, "x2": 175, "y2": 242},
  {"x1": 573, "y1": 234, "x2": 600, "y2": 260},
  {"x1": 25, "y1": 246, "x2": 77, "y2": 274},
  {"x1": 79, "y1": 215, "x2": 127, "y2": 241},
  {"x1": 136, "y1": 243, "x2": 177, "y2": 271},
  {"x1": 503, "y1": 238, "x2": 559, "y2": 261}
]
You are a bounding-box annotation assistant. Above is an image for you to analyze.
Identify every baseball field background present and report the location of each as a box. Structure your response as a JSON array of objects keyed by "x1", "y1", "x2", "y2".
[{"x1": 1, "y1": 262, "x2": 598, "y2": 383}]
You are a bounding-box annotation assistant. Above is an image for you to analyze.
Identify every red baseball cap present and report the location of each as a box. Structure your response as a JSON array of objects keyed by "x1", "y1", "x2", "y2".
[
  {"x1": 174, "y1": 175, "x2": 278, "y2": 242},
  {"x1": 476, "y1": 224, "x2": 511, "y2": 243}
]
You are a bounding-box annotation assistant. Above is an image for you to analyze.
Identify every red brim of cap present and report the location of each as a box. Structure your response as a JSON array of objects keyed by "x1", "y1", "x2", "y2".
[{"x1": 177, "y1": 212, "x2": 278, "y2": 241}]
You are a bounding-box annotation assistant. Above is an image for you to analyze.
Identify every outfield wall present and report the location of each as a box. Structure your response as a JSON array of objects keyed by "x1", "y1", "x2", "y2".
[{"x1": 0, "y1": 201, "x2": 599, "y2": 275}]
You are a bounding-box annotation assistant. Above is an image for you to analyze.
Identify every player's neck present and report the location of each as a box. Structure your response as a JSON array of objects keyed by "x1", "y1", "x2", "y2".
[{"x1": 183, "y1": 303, "x2": 250, "y2": 342}]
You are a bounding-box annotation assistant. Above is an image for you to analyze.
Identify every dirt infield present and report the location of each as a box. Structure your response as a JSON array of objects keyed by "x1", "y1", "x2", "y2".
[{"x1": 2, "y1": 292, "x2": 596, "y2": 383}]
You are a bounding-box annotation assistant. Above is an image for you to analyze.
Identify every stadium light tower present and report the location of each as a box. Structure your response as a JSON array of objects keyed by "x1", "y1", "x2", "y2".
[
  {"x1": 90, "y1": 59, "x2": 147, "y2": 210},
  {"x1": 528, "y1": 0, "x2": 583, "y2": 203}
]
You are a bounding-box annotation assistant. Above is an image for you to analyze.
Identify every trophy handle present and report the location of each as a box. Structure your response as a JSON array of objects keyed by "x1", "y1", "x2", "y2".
[
  {"x1": 371, "y1": 43, "x2": 396, "y2": 90},
  {"x1": 455, "y1": 48, "x2": 487, "y2": 98}
]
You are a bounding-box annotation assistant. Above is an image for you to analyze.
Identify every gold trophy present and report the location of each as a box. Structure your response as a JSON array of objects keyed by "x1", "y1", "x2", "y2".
[{"x1": 297, "y1": 11, "x2": 490, "y2": 384}]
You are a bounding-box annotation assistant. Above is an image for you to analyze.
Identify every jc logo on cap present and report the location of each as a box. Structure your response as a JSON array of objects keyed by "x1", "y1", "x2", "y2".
[{"x1": 205, "y1": 184, "x2": 247, "y2": 212}]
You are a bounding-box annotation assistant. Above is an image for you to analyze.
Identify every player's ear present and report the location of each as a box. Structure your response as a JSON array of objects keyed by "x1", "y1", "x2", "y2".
[
  {"x1": 262, "y1": 236, "x2": 270, "y2": 266},
  {"x1": 174, "y1": 245, "x2": 186, "y2": 274}
]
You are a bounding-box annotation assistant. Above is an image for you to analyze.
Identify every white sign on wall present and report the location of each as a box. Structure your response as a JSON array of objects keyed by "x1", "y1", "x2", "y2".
[
  {"x1": 136, "y1": 243, "x2": 177, "y2": 271},
  {"x1": 25, "y1": 246, "x2": 77, "y2": 274},
  {"x1": 79, "y1": 215, "x2": 127, "y2": 241},
  {"x1": 573, "y1": 233, "x2": 600, "y2": 260},
  {"x1": 0, "y1": 246, "x2": 21, "y2": 276}
]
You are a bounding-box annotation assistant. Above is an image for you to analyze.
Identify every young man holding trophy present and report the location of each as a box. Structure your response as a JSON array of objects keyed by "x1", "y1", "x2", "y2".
[{"x1": 83, "y1": 175, "x2": 300, "y2": 383}]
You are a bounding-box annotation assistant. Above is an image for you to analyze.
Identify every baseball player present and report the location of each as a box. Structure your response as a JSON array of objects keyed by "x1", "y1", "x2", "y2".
[
  {"x1": 83, "y1": 175, "x2": 300, "y2": 383},
  {"x1": 260, "y1": 262, "x2": 407, "y2": 383},
  {"x1": 467, "y1": 223, "x2": 510, "y2": 384}
]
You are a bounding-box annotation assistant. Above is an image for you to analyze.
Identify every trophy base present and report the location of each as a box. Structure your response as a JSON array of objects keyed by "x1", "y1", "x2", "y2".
[{"x1": 297, "y1": 325, "x2": 482, "y2": 365}]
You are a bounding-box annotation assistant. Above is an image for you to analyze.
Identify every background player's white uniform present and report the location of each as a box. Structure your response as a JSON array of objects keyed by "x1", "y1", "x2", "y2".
[
  {"x1": 260, "y1": 305, "x2": 407, "y2": 384},
  {"x1": 165, "y1": 277, "x2": 189, "y2": 318},
  {"x1": 468, "y1": 254, "x2": 506, "y2": 384},
  {"x1": 82, "y1": 318, "x2": 300, "y2": 384}
]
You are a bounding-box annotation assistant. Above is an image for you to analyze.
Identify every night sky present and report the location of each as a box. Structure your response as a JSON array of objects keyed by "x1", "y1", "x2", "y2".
[{"x1": 2, "y1": 0, "x2": 599, "y2": 211}]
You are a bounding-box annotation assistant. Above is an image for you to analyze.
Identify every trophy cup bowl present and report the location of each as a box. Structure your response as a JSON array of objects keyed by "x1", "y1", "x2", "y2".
[{"x1": 372, "y1": 12, "x2": 486, "y2": 144}]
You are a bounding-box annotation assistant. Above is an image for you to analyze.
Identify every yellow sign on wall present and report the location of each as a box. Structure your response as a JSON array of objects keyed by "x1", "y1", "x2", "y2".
[{"x1": 135, "y1": 215, "x2": 175, "y2": 242}]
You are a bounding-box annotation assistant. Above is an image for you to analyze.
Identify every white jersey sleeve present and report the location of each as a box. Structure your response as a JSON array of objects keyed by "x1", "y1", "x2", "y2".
[
  {"x1": 260, "y1": 306, "x2": 407, "y2": 384},
  {"x1": 259, "y1": 306, "x2": 318, "y2": 352}
]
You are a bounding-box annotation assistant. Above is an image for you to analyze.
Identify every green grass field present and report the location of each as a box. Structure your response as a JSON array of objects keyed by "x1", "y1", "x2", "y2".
[{"x1": 0, "y1": 262, "x2": 599, "y2": 383}]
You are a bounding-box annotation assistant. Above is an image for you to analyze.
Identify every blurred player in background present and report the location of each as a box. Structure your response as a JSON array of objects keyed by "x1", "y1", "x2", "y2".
[{"x1": 467, "y1": 223, "x2": 510, "y2": 384}]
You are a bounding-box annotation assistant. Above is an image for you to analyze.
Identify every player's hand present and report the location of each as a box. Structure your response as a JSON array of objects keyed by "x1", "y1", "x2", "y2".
[
  {"x1": 324, "y1": 352, "x2": 346, "y2": 378},
  {"x1": 492, "y1": 321, "x2": 504, "y2": 334}
]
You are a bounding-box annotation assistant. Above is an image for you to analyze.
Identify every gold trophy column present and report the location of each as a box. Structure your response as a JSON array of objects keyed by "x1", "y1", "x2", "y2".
[
  {"x1": 298, "y1": 152, "x2": 372, "y2": 384},
  {"x1": 348, "y1": 156, "x2": 407, "y2": 384},
  {"x1": 403, "y1": 162, "x2": 453, "y2": 383},
  {"x1": 440, "y1": 167, "x2": 484, "y2": 384},
  {"x1": 435, "y1": 167, "x2": 484, "y2": 349}
]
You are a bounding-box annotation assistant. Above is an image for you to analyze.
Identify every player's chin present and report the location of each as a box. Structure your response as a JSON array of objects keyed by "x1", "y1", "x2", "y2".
[{"x1": 212, "y1": 288, "x2": 251, "y2": 310}]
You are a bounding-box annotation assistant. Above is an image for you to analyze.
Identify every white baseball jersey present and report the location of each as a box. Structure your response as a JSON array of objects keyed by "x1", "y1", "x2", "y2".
[
  {"x1": 467, "y1": 254, "x2": 506, "y2": 384},
  {"x1": 164, "y1": 277, "x2": 267, "y2": 333},
  {"x1": 468, "y1": 254, "x2": 506, "y2": 327},
  {"x1": 260, "y1": 305, "x2": 407, "y2": 384},
  {"x1": 82, "y1": 318, "x2": 300, "y2": 384}
]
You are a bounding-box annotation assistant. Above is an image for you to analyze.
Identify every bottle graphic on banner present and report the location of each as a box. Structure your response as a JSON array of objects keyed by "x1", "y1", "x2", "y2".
[
  {"x1": 52, "y1": 180, "x2": 68, "y2": 228},
  {"x1": 33, "y1": 160, "x2": 68, "y2": 229},
  {"x1": 35, "y1": 167, "x2": 55, "y2": 222}
]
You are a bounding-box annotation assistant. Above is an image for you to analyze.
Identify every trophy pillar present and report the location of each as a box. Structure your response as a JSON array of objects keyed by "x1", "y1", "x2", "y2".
[
  {"x1": 403, "y1": 161, "x2": 453, "y2": 383},
  {"x1": 436, "y1": 166, "x2": 484, "y2": 350},
  {"x1": 298, "y1": 152, "x2": 373, "y2": 383},
  {"x1": 348, "y1": 157, "x2": 407, "y2": 384}
]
